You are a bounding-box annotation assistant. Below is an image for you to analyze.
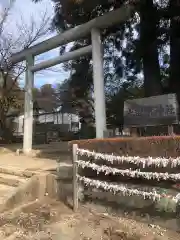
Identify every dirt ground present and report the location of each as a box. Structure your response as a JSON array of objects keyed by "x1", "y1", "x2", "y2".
[
  {"x1": 0, "y1": 197, "x2": 179, "y2": 240},
  {"x1": 0, "y1": 145, "x2": 180, "y2": 239}
]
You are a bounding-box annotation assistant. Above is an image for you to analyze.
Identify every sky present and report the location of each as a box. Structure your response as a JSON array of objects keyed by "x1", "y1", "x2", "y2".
[{"x1": 0, "y1": 0, "x2": 69, "y2": 88}]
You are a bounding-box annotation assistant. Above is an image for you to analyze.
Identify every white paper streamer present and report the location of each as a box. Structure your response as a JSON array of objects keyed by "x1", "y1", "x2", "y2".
[
  {"x1": 78, "y1": 175, "x2": 178, "y2": 202},
  {"x1": 77, "y1": 160, "x2": 180, "y2": 181},
  {"x1": 77, "y1": 148, "x2": 180, "y2": 168}
]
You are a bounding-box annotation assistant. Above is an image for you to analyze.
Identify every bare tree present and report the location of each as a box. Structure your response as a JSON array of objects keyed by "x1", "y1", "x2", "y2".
[{"x1": 0, "y1": 1, "x2": 51, "y2": 141}]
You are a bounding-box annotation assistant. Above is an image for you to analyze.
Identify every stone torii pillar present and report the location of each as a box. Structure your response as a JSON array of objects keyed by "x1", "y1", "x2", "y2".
[
  {"x1": 23, "y1": 55, "x2": 34, "y2": 154},
  {"x1": 91, "y1": 28, "x2": 107, "y2": 138}
]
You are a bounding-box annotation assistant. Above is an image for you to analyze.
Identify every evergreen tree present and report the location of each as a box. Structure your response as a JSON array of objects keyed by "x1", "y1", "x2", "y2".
[{"x1": 33, "y1": 0, "x2": 180, "y2": 127}]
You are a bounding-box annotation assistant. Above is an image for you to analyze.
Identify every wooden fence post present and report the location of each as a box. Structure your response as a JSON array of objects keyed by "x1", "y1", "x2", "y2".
[{"x1": 72, "y1": 144, "x2": 78, "y2": 212}]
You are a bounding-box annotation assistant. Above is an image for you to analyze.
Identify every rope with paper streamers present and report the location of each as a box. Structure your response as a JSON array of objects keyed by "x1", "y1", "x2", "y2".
[
  {"x1": 76, "y1": 159, "x2": 180, "y2": 181},
  {"x1": 77, "y1": 148, "x2": 180, "y2": 168},
  {"x1": 72, "y1": 145, "x2": 180, "y2": 212},
  {"x1": 77, "y1": 175, "x2": 179, "y2": 202}
]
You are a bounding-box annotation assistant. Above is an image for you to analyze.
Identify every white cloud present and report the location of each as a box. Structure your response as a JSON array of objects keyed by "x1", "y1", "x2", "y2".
[
  {"x1": 0, "y1": 0, "x2": 10, "y2": 8},
  {"x1": 13, "y1": 0, "x2": 54, "y2": 22},
  {"x1": 0, "y1": 6, "x2": 3, "y2": 20}
]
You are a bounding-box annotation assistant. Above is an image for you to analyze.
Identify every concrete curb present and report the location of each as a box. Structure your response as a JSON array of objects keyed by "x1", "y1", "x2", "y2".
[
  {"x1": 0, "y1": 167, "x2": 37, "y2": 178},
  {"x1": 0, "y1": 172, "x2": 58, "y2": 213}
]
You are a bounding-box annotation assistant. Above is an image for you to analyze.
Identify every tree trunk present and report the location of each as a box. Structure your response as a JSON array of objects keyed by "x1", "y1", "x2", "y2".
[
  {"x1": 0, "y1": 113, "x2": 13, "y2": 143},
  {"x1": 70, "y1": 57, "x2": 94, "y2": 128},
  {"x1": 0, "y1": 96, "x2": 13, "y2": 143},
  {"x1": 169, "y1": 0, "x2": 180, "y2": 115},
  {"x1": 139, "y1": 0, "x2": 162, "y2": 97}
]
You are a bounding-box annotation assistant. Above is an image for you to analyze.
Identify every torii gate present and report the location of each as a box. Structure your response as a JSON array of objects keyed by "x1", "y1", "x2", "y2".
[{"x1": 10, "y1": 4, "x2": 134, "y2": 154}]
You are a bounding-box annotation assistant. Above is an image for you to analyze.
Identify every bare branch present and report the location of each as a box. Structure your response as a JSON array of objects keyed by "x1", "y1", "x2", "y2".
[
  {"x1": 15, "y1": 10, "x2": 51, "y2": 50},
  {"x1": 0, "y1": 2, "x2": 51, "y2": 124},
  {"x1": 0, "y1": 0, "x2": 15, "y2": 36},
  {"x1": 0, "y1": 3, "x2": 50, "y2": 72}
]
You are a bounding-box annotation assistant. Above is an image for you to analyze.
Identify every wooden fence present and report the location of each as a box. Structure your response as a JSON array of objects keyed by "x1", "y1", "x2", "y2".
[{"x1": 72, "y1": 144, "x2": 180, "y2": 212}]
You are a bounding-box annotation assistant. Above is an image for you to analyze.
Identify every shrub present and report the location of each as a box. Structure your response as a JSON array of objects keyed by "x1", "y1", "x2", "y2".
[{"x1": 70, "y1": 136, "x2": 180, "y2": 157}]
